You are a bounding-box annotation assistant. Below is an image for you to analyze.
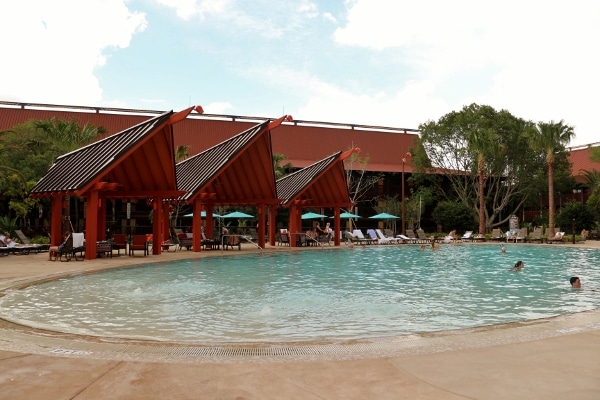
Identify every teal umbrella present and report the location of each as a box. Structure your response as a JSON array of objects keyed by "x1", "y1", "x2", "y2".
[
  {"x1": 301, "y1": 211, "x2": 327, "y2": 220},
  {"x1": 336, "y1": 212, "x2": 361, "y2": 219},
  {"x1": 221, "y1": 211, "x2": 254, "y2": 218},
  {"x1": 369, "y1": 212, "x2": 399, "y2": 219},
  {"x1": 183, "y1": 211, "x2": 221, "y2": 218}
]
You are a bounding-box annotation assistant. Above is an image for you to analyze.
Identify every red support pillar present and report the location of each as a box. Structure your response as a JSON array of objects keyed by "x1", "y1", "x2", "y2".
[
  {"x1": 268, "y1": 206, "x2": 277, "y2": 246},
  {"x1": 192, "y1": 199, "x2": 202, "y2": 252},
  {"x1": 257, "y1": 204, "x2": 265, "y2": 248},
  {"x1": 152, "y1": 198, "x2": 163, "y2": 255},
  {"x1": 85, "y1": 191, "x2": 99, "y2": 260},
  {"x1": 333, "y1": 207, "x2": 341, "y2": 246},
  {"x1": 50, "y1": 196, "x2": 63, "y2": 246},
  {"x1": 289, "y1": 206, "x2": 299, "y2": 247}
]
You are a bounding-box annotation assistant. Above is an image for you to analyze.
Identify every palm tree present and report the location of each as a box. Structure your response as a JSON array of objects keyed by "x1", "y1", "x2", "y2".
[
  {"x1": 529, "y1": 120, "x2": 575, "y2": 237},
  {"x1": 468, "y1": 128, "x2": 497, "y2": 235}
]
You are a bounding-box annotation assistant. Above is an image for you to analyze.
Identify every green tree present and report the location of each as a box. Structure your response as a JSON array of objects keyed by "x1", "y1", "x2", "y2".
[
  {"x1": 344, "y1": 147, "x2": 383, "y2": 205},
  {"x1": 431, "y1": 201, "x2": 477, "y2": 233},
  {"x1": 528, "y1": 120, "x2": 575, "y2": 237},
  {"x1": 581, "y1": 169, "x2": 600, "y2": 216},
  {"x1": 555, "y1": 201, "x2": 596, "y2": 233},
  {"x1": 414, "y1": 104, "x2": 542, "y2": 232},
  {"x1": 175, "y1": 145, "x2": 190, "y2": 162},
  {"x1": 273, "y1": 153, "x2": 293, "y2": 179}
]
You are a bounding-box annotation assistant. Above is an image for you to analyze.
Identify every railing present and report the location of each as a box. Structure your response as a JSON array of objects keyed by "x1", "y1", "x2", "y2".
[{"x1": 220, "y1": 234, "x2": 263, "y2": 254}]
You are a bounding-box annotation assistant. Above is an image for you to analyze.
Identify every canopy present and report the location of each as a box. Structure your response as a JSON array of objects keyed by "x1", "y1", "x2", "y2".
[
  {"x1": 301, "y1": 211, "x2": 327, "y2": 220},
  {"x1": 336, "y1": 212, "x2": 361, "y2": 219},
  {"x1": 183, "y1": 211, "x2": 222, "y2": 218},
  {"x1": 369, "y1": 212, "x2": 400, "y2": 219},
  {"x1": 221, "y1": 211, "x2": 254, "y2": 218}
]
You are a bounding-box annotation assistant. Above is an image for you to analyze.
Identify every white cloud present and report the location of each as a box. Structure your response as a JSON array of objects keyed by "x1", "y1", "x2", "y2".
[
  {"x1": 331, "y1": 0, "x2": 600, "y2": 145},
  {"x1": 155, "y1": 0, "x2": 232, "y2": 20},
  {"x1": 204, "y1": 101, "x2": 233, "y2": 114},
  {"x1": 0, "y1": 0, "x2": 146, "y2": 106}
]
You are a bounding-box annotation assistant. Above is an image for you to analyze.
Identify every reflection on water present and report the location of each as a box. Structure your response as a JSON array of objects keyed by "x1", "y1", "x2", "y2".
[{"x1": 1, "y1": 245, "x2": 598, "y2": 343}]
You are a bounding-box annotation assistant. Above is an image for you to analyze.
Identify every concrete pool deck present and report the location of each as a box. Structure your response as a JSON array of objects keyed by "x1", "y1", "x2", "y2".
[{"x1": 1, "y1": 241, "x2": 599, "y2": 399}]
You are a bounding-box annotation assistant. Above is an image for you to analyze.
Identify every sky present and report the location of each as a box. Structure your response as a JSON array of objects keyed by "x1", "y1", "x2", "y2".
[{"x1": 1, "y1": 0, "x2": 599, "y2": 147}]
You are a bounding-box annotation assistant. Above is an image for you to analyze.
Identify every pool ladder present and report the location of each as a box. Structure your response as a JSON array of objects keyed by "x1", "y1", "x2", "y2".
[{"x1": 220, "y1": 234, "x2": 263, "y2": 254}]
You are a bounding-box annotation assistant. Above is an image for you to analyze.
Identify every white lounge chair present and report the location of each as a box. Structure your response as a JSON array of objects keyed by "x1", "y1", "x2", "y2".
[
  {"x1": 375, "y1": 229, "x2": 396, "y2": 244},
  {"x1": 461, "y1": 231, "x2": 473, "y2": 241}
]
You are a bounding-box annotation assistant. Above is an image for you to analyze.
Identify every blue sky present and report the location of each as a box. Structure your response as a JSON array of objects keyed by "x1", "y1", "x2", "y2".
[{"x1": 1, "y1": 1, "x2": 599, "y2": 146}]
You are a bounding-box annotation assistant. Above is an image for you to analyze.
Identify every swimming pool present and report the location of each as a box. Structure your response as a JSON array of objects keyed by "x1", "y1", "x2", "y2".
[{"x1": 1, "y1": 244, "x2": 598, "y2": 343}]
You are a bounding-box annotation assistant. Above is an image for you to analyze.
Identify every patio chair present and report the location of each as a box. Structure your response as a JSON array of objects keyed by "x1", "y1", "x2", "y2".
[
  {"x1": 49, "y1": 234, "x2": 76, "y2": 261},
  {"x1": 405, "y1": 230, "x2": 423, "y2": 243},
  {"x1": 278, "y1": 232, "x2": 290, "y2": 246},
  {"x1": 201, "y1": 232, "x2": 219, "y2": 250},
  {"x1": 224, "y1": 234, "x2": 241, "y2": 250},
  {"x1": 176, "y1": 233, "x2": 193, "y2": 251},
  {"x1": 111, "y1": 233, "x2": 127, "y2": 255},
  {"x1": 129, "y1": 234, "x2": 149, "y2": 256},
  {"x1": 0, "y1": 241, "x2": 10, "y2": 256},
  {"x1": 396, "y1": 233, "x2": 417, "y2": 244},
  {"x1": 71, "y1": 232, "x2": 86, "y2": 260}
]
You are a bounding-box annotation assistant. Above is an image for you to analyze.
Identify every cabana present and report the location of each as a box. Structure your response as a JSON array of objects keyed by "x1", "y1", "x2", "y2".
[
  {"x1": 276, "y1": 148, "x2": 359, "y2": 247},
  {"x1": 176, "y1": 115, "x2": 292, "y2": 250},
  {"x1": 30, "y1": 107, "x2": 203, "y2": 259}
]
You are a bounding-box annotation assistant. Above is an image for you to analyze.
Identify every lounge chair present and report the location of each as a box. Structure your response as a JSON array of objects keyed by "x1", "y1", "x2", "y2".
[
  {"x1": 375, "y1": 229, "x2": 396, "y2": 244},
  {"x1": 547, "y1": 231, "x2": 566, "y2": 244},
  {"x1": 345, "y1": 231, "x2": 370, "y2": 245},
  {"x1": 49, "y1": 234, "x2": 83, "y2": 261},
  {"x1": 416, "y1": 229, "x2": 434, "y2": 243},
  {"x1": 491, "y1": 228, "x2": 504, "y2": 242},
  {"x1": 396, "y1": 234, "x2": 417, "y2": 244},
  {"x1": 529, "y1": 227, "x2": 543, "y2": 243},
  {"x1": 14, "y1": 230, "x2": 49, "y2": 253},
  {"x1": 461, "y1": 231, "x2": 473, "y2": 242},
  {"x1": 353, "y1": 229, "x2": 377, "y2": 245},
  {"x1": 375, "y1": 229, "x2": 398, "y2": 243},
  {"x1": 405, "y1": 230, "x2": 424, "y2": 243},
  {"x1": 129, "y1": 234, "x2": 149, "y2": 256},
  {"x1": 0, "y1": 242, "x2": 10, "y2": 256}
]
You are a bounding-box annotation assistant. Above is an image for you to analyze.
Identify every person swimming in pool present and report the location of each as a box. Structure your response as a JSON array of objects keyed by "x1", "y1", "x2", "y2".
[
  {"x1": 501, "y1": 245, "x2": 506, "y2": 253},
  {"x1": 570, "y1": 276, "x2": 581, "y2": 288},
  {"x1": 511, "y1": 260, "x2": 524, "y2": 271}
]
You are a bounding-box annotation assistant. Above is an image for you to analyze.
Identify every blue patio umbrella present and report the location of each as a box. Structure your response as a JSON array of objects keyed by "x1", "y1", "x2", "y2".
[
  {"x1": 183, "y1": 211, "x2": 222, "y2": 218},
  {"x1": 369, "y1": 212, "x2": 400, "y2": 219},
  {"x1": 221, "y1": 211, "x2": 254, "y2": 219},
  {"x1": 301, "y1": 211, "x2": 327, "y2": 220}
]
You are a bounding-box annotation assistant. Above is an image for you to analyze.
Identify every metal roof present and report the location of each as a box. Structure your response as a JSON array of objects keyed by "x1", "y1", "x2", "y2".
[
  {"x1": 176, "y1": 120, "x2": 278, "y2": 204},
  {"x1": 30, "y1": 110, "x2": 181, "y2": 198},
  {"x1": 276, "y1": 149, "x2": 357, "y2": 207}
]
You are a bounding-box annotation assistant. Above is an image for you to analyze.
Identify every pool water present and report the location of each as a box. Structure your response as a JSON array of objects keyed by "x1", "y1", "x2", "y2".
[{"x1": 1, "y1": 245, "x2": 599, "y2": 343}]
